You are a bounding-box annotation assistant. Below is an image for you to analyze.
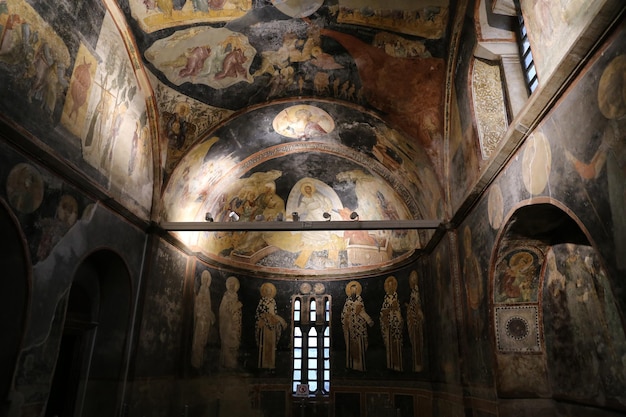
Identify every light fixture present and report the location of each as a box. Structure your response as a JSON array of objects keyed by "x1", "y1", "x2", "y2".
[
  {"x1": 205, "y1": 212, "x2": 214, "y2": 222},
  {"x1": 228, "y1": 211, "x2": 240, "y2": 221},
  {"x1": 255, "y1": 214, "x2": 265, "y2": 221},
  {"x1": 323, "y1": 212, "x2": 331, "y2": 221},
  {"x1": 350, "y1": 211, "x2": 359, "y2": 221},
  {"x1": 292, "y1": 212, "x2": 299, "y2": 221}
]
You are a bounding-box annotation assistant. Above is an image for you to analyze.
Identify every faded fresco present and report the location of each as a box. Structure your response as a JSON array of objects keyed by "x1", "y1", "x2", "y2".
[
  {"x1": 494, "y1": 247, "x2": 543, "y2": 304},
  {"x1": 428, "y1": 241, "x2": 459, "y2": 384},
  {"x1": 160, "y1": 100, "x2": 442, "y2": 274},
  {"x1": 192, "y1": 168, "x2": 419, "y2": 273},
  {"x1": 129, "y1": 0, "x2": 252, "y2": 33},
  {"x1": 449, "y1": 17, "x2": 482, "y2": 213},
  {"x1": 0, "y1": 1, "x2": 153, "y2": 220},
  {"x1": 521, "y1": 0, "x2": 604, "y2": 82},
  {"x1": 337, "y1": 0, "x2": 449, "y2": 39},
  {"x1": 136, "y1": 240, "x2": 188, "y2": 376},
  {"x1": 71, "y1": 13, "x2": 152, "y2": 217},
  {"x1": 150, "y1": 73, "x2": 234, "y2": 178},
  {"x1": 145, "y1": 27, "x2": 255, "y2": 88},
  {"x1": 2, "y1": 158, "x2": 89, "y2": 264},
  {"x1": 543, "y1": 245, "x2": 626, "y2": 405}
]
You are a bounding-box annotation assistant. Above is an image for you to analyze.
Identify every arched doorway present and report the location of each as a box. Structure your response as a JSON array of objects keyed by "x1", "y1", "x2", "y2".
[
  {"x1": 0, "y1": 199, "x2": 29, "y2": 408},
  {"x1": 45, "y1": 250, "x2": 132, "y2": 417},
  {"x1": 491, "y1": 203, "x2": 626, "y2": 412}
]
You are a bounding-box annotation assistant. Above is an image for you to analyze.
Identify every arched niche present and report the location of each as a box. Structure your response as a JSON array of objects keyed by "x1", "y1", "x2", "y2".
[
  {"x1": 491, "y1": 203, "x2": 626, "y2": 412},
  {"x1": 0, "y1": 199, "x2": 30, "y2": 407},
  {"x1": 46, "y1": 249, "x2": 132, "y2": 417}
]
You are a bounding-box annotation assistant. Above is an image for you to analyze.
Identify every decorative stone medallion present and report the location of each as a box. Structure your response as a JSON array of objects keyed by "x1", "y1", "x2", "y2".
[{"x1": 495, "y1": 305, "x2": 541, "y2": 353}]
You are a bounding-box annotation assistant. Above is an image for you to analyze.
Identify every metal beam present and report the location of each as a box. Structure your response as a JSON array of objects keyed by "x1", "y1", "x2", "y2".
[{"x1": 161, "y1": 219, "x2": 443, "y2": 232}]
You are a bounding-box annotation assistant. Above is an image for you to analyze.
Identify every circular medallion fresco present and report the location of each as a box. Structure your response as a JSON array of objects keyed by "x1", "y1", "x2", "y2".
[
  {"x1": 271, "y1": 0, "x2": 324, "y2": 18},
  {"x1": 272, "y1": 104, "x2": 335, "y2": 140},
  {"x1": 6, "y1": 163, "x2": 44, "y2": 214}
]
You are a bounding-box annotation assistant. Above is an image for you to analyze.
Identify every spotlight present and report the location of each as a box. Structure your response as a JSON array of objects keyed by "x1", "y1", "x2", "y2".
[
  {"x1": 277, "y1": 212, "x2": 284, "y2": 221},
  {"x1": 255, "y1": 214, "x2": 265, "y2": 221},
  {"x1": 350, "y1": 211, "x2": 359, "y2": 221},
  {"x1": 292, "y1": 212, "x2": 299, "y2": 221},
  {"x1": 205, "y1": 212, "x2": 214, "y2": 222},
  {"x1": 323, "y1": 212, "x2": 331, "y2": 221},
  {"x1": 228, "y1": 211, "x2": 240, "y2": 221}
]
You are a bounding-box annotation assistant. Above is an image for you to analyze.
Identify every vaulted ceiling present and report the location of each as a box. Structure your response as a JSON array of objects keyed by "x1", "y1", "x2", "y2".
[{"x1": 116, "y1": 0, "x2": 455, "y2": 275}]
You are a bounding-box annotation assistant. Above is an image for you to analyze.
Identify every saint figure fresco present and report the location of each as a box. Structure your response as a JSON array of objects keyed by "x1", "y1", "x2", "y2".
[
  {"x1": 341, "y1": 281, "x2": 373, "y2": 371},
  {"x1": 255, "y1": 282, "x2": 287, "y2": 370},
  {"x1": 406, "y1": 270, "x2": 424, "y2": 372},
  {"x1": 191, "y1": 270, "x2": 215, "y2": 369},
  {"x1": 219, "y1": 276, "x2": 242, "y2": 369},
  {"x1": 380, "y1": 276, "x2": 403, "y2": 371}
]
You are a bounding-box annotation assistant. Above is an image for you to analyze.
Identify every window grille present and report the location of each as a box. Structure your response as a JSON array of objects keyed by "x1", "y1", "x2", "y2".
[
  {"x1": 514, "y1": 0, "x2": 538, "y2": 93},
  {"x1": 292, "y1": 294, "x2": 331, "y2": 395}
]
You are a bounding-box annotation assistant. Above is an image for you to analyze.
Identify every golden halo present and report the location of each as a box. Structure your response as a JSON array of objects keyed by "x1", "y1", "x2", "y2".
[
  {"x1": 345, "y1": 280, "x2": 362, "y2": 296},
  {"x1": 260, "y1": 282, "x2": 277, "y2": 298},
  {"x1": 509, "y1": 252, "x2": 533, "y2": 271},
  {"x1": 598, "y1": 54, "x2": 626, "y2": 120}
]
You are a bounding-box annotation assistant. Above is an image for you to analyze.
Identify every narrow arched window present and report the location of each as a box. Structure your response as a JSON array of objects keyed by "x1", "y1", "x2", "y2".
[{"x1": 292, "y1": 290, "x2": 331, "y2": 397}]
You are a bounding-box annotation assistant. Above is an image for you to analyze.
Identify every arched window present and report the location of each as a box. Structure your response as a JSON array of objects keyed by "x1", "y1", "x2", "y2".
[{"x1": 292, "y1": 292, "x2": 331, "y2": 396}]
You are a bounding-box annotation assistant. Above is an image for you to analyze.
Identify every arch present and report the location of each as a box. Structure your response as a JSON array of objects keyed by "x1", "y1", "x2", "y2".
[
  {"x1": 0, "y1": 198, "x2": 30, "y2": 406},
  {"x1": 46, "y1": 249, "x2": 132, "y2": 417},
  {"x1": 490, "y1": 202, "x2": 626, "y2": 409}
]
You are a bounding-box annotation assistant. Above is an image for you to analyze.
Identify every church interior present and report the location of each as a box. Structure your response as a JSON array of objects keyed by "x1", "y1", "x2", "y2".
[{"x1": 0, "y1": 0, "x2": 625, "y2": 416}]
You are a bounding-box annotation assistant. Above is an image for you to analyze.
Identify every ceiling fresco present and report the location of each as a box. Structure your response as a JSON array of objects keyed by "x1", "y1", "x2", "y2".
[
  {"x1": 161, "y1": 100, "x2": 443, "y2": 275},
  {"x1": 115, "y1": 0, "x2": 451, "y2": 275}
]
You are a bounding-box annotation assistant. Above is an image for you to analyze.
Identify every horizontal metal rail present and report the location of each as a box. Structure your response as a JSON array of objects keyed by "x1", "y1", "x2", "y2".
[{"x1": 161, "y1": 219, "x2": 443, "y2": 232}]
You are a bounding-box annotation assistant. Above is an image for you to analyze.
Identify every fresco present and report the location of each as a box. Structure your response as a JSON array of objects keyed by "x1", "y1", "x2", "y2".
[
  {"x1": 521, "y1": 0, "x2": 603, "y2": 82},
  {"x1": 158, "y1": 98, "x2": 443, "y2": 274},
  {"x1": 136, "y1": 240, "x2": 188, "y2": 376},
  {"x1": 145, "y1": 26, "x2": 256, "y2": 88},
  {"x1": 428, "y1": 242, "x2": 459, "y2": 384},
  {"x1": 191, "y1": 167, "x2": 418, "y2": 273},
  {"x1": 494, "y1": 246, "x2": 543, "y2": 304},
  {"x1": 543, "y1": 245, "x2": 626, "y2": 404},
  {"x1": 129, "y1": 0, "x2": 252, "y2": 33},
  {"x1": 337, "y1": 0, "x2": 449, "y2": 39},
  {"x1": 273, "y1": 104, "x2": 335, "y2": 140},
  {"x1": 0, "y1": 1, "x2": 153, "y2": 220},
  {"x1": 72, "y1": 13, "x2": 153, "y2": 217},
  {"x1": 3, "y1": 160, "x2": 88, "y2": 264},
  {"x1": 0, "y1": 0, "x2": 71, "y2": 116},
  {"x1": 150, "y1": 73, "x2": 234, "y2": 178}
]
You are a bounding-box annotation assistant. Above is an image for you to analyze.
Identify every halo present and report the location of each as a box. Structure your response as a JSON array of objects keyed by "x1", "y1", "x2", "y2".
[
  {"x1": 261, "y1": 282, "x2": 277, "y2": 298},
  {"x1": 345, "y1": 280, "x2": 362, "y2": 296}
]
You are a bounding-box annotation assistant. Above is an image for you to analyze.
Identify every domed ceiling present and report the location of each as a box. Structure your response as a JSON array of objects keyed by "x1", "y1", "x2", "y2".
[{"x1": 117, "y1": 0, "x2": 451, "y2": 276}]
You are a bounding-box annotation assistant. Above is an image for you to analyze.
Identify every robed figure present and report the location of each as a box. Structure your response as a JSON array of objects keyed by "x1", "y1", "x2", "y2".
[
  {"x1": 255, "y1": 282, "x2": 287, "y2": 369},
  {"x1": 341, "y1": 281, "x2": 374, "y2": 371},
  {"x1": 380, "y1": 276, "x2": 403, "y2": 371},
  {"x1": 407, "y1": 271, "x2": 425, "y2": 372}
]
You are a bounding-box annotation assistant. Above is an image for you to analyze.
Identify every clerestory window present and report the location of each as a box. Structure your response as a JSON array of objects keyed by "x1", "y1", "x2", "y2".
[
  {"x1": 292, "y1": 293, "x2": 331, "y2": 396},
  {"x1": 514, "y1": 0, "x2": 538, "y2": 93}
]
